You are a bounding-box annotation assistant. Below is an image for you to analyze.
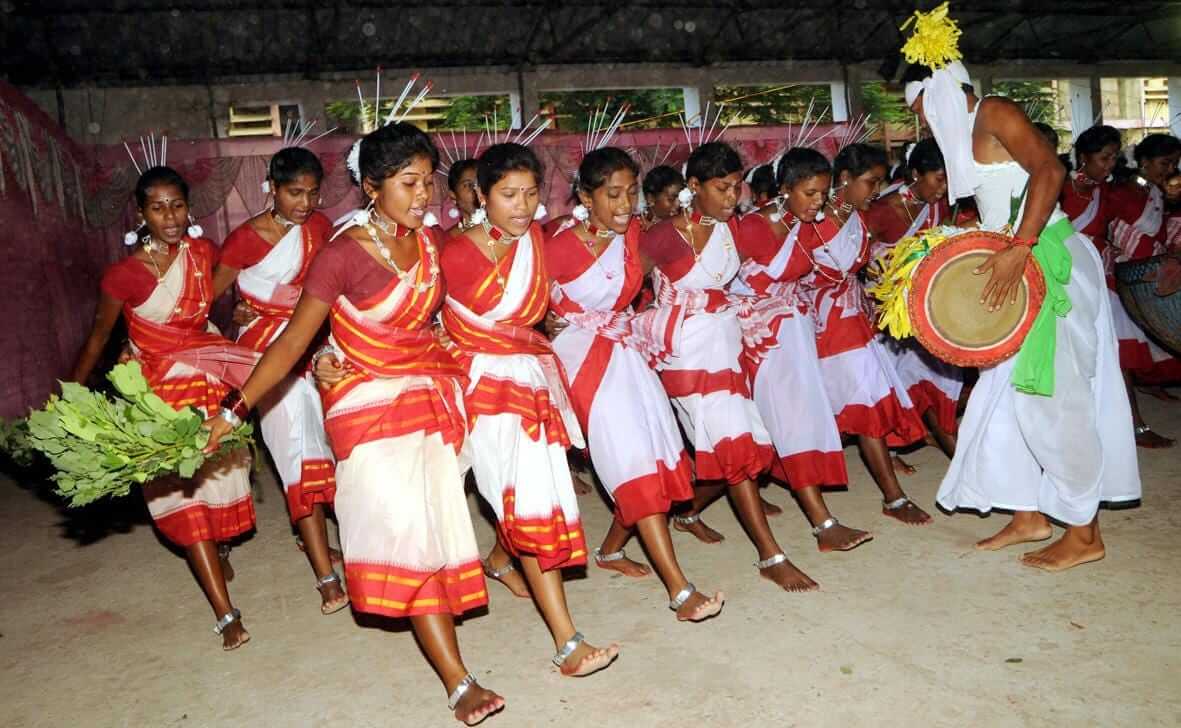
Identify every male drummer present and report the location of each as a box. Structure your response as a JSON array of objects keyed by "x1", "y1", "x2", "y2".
[{"x1": 899, "y1": 4, "x2": 1141, "y2": 571}]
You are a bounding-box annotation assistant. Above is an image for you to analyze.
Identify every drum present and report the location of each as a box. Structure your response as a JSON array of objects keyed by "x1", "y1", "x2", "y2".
[
  {"x1": 907, "y1": 230, "x2": 1046, "y2": 367},
  {"x1": 1114, "y1": 254, "x2": 1181, "y2": 357}
]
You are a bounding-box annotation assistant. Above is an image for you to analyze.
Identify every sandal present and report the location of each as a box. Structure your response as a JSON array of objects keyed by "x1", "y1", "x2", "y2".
[
  {"x1": 315, "y1": 572, "x2": 350, "y2": 615},
  {"x1": 669, "y1": 582, "x2": 725, "y2": 622}
]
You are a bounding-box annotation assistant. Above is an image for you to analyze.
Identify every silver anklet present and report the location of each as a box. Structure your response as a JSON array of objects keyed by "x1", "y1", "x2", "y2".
[
  {"x1": 669, "y1": 583, "x2": 697, "y2": 610},
  {"x1": 754, "y1": 553, "x2": 788, "y2": 570},
  {"x1": 447, "y1": 673, "x2": 477, "y2": 710},
  {"x1": 811, "y1": 517, "x2": 839, "y2": 538}
]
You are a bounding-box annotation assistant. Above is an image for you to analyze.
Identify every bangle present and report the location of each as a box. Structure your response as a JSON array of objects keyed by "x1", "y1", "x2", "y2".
[
  {"x1": 311, "y1": 345, "x2": 338, "y2": 367},
  {"x1": 218, "y1": 408, "x2": 242, "y2": 428},
  {"x1": 1011, "y1": 235, "x2": 1037, "y2": 248},
  {"x1": 220, "y1": 389, "x2": 250, "y2": 420}
]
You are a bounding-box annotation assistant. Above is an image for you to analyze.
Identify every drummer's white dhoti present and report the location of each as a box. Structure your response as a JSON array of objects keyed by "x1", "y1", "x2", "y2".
[{"x1": 936, "y1": 231, "x2": 1141, "y2": 525}]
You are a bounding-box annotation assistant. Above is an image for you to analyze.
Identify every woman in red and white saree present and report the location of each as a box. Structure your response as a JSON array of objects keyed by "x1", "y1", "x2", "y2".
[
  {"x1": 797, "y1": 144, "x2": 929, "y2": 526},
  {"x1": 1067, "y1": 129, "x2": 1180, "y2": 447},
  {"x1": 641, "y1": 141, "x2": 815, "y2": 592},
  {"x1": 440, "y1": 142, "x2": 619, "y2": 677},
  {"x1": 214, "y1": 147, "x2": 345, "y2": 613},
  {"x1": 547, "y1": 147, "x2": 723, "y2": 621},
  {"x1": 206, "y1": 123, "x2": 503, "y2": 725},
  {"x1": 72, "y1": 167, "x2": 256, "y2": 650},
  {"x1": 863, "y1": 139, "x2": 966, "y2": 460},
  {"x1": 734, "y1": 147, "x2": 872, "y2": 554}
]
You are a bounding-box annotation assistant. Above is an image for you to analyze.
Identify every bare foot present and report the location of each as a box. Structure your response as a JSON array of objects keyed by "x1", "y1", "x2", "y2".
[
  {"x1": 594, "y1": 552, "x2": 651, "y2": 578},
  {"x1": 673, "y1": 516, "x2": 725, "y2": 544},
  {"x1": 760, "y1": 495, "x2": 783, "y2": 517},
  {"x1": 1135, "y1": 428, "x2": 1175, "y2": 449},
  {"x1": 218, "y1": 544, "x2": 235, "y2": 582},
  {"x1": 1020, "y1": 532, "x2": 1105, "y2": 571},
  {"x1": 675, "y1": 590, "x2": 726, "y2": 622},
  {"x1": 318, "y1": 578, "x2": 350, "y2": 615},
  {"x1": 759, "y1": 557, "x2": 819, "y2": 592},
  {"x1": 297, "y1": 537, "x2": 344, "y2": 567},
  {"x1": 482, "y1": 559, "x2": 530, "y2": 599},
  {"x1": 453, "y1": 683, "x2": 505, "y2": 726},
  {"x1": 572, "y1": 474, "x2": 594, "y2": 495},
  {"x1": 559, "y1": 641, "x2": 620, "y2": 677},
  {"x1": 891, "y1": 454, "x2": 918, "y2": 475},
  {"x1": 815, "y1": 523, "x2": 874, "y2": 553},
  {"x1": 975, "y1": 519, "x2": 1052, "y2": 551},
  {"x1": 882, "y1": 499, "x2": 933, "y2": 525},
  {"x1": 221, "y1": 620, "x2": 250, "y2": 651}
]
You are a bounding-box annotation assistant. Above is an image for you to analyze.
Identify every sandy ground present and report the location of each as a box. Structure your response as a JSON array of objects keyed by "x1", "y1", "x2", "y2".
[{"x1": 2, "y1": 396, "x2": 1179, "y2": 728}]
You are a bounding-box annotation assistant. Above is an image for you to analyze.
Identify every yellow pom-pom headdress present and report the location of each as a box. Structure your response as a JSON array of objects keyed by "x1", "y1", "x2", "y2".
[{"x1": 900, "y1": 2, "x2": 963, "y2": 71}]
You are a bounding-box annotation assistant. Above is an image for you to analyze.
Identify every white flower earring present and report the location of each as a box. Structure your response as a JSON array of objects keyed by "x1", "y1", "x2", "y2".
[
  {"x1": 571, "y1": 203, "x2": 590, "y2": 222},
  {"x1": 351, "y1": 198, "x2": 375, "y2": 228},
  {"x1": 186, "y1": 217, "x2": 203, "y2": 238},
  {"x1": 346, "y1": 140, "x2": 363, "y2": 184},
  {"x1": 423, "y1": 211, "x2": 439, "y2": 227},
  {"x1": 677, "y1": 186, "x2": 695, "y2": 208},
  {"x1": 470, "y1": 205, "x2": 487, "y2": 225},
  {"x1": 448, "y1": 207, "x2": 460, "y2": 220}
]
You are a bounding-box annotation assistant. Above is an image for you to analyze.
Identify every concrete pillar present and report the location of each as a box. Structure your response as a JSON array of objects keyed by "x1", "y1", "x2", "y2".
[
  {"x1": 830, "y1": 80, "x2": 849, "y2": 123},
  {"x1": 682, "y1": 86, "x2": 702, "y2": 127},
  {"x1": 1169, "y1": 77, "x2": 1181, "y2": 137},
  {"x1": 1067, "y1": 78, "x2": 1094, "y2": 140},
  {"x1": 512, "y1": 69, "x2": 538, "y2": 129},
  {"x1": 1090, "y1": 75, "x2": 1104, "y2": 126}
]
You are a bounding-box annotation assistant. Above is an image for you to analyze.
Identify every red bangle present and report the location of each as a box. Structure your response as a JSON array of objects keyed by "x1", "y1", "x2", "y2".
[
  {"x1": 1011, "y1": 236, "x2": 1036, "y2": 248},
  {"x1": 220, "y1": 389, "x2": 250, "y2": 419}
]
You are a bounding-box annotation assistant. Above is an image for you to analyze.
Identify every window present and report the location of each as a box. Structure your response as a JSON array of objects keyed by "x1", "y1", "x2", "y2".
[
  {"x1": 227, "y1": 103, "x2": 302, "y2": 138},
  {"x1": 324, "y1": 94, "x2": 513, "y2": 134},
  {"x1": 538, "y1": 89, "x2": 685, "y2": 131}
]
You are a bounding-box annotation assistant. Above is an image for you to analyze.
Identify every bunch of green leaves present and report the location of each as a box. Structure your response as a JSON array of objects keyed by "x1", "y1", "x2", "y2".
[
  {"x1": 24, "y1": 362, "x2": 253, "y2": 508},
  {"x1": 0, "y1": 418, "x2": 36, "y2": 468}
]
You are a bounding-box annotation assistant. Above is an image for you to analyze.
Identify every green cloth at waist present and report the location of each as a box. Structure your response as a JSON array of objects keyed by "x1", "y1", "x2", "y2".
[{"x1": 1010, "y1": 217, "x2": 1075, "y2": 396}]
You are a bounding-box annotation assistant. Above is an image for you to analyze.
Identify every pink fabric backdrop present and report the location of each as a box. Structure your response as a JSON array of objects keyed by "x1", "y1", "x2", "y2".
[{"x1": 2, "y1": 76, "x2": 850, "y2": 417}]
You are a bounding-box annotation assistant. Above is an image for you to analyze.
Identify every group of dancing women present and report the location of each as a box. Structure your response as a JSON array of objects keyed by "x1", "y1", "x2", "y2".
[{"x1": 72, "y1": 66, "x2": 1174, "y2": 723}]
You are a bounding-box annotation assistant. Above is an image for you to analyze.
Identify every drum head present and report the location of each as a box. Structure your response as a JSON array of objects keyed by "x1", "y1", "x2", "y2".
[{"x1": 909, "y1": 231, "x2": 1046, "y2": 367}]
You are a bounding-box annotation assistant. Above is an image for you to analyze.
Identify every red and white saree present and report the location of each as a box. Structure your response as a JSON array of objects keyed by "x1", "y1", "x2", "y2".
[
  {"x1": 308, "y1": 229, "x2": 486, "y2": 618},
  {"x1": 101, "y1": 238, "x2": 255, "y2": 547},
  {"x1": 222, "y1": 212, "x2": 335, "y2": 523},
  {"x1": 441, "y1": 223, "x2": 588, "y2": 571},
  {"x1": 547, "y1": 219, "x2": 693, "y2": 526},
  {"x1": 733, "y1": 213, "x2": 848, "y2": 488}
]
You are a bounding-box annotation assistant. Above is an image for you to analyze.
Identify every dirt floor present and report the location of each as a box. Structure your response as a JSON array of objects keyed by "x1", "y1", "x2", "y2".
[{"x1": 2, "y1": 395, "x2": 1179, "y2": 728}]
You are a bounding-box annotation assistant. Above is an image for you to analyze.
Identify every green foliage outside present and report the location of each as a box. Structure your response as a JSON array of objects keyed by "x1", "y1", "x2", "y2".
[
  {"x1": 713, "y1": 84, "x2": 833, "y2": 126},
  {"x1": 539, "y1": 89, "x2": 685, "y2": 131}
]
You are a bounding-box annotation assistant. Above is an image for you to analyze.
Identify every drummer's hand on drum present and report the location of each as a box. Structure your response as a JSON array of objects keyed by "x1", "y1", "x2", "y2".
[
  {"x1": 1149, "y1": 255, "x2": 1181, "y2": 297},
  {"x1": 976, "y1": 245, "x2": 1031, "y2": 312}
]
